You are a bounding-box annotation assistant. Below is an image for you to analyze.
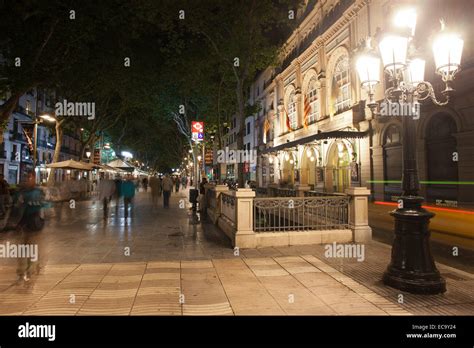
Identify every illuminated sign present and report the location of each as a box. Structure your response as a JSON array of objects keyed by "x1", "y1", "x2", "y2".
[{"x1": 191, "y1": 121, "x2": 204, "y2": 141}]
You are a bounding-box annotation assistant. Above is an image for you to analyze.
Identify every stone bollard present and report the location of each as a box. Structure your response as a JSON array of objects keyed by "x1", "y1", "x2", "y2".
[
  {"x1": 234, "y1": 188, "x2": 257, "y2": 248},
  {"x1": 345, "y1": 187, "x2": 372, "y2": 242}
]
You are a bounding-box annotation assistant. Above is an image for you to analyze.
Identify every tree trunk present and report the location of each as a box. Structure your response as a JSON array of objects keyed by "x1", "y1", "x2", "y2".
[
  {"x1": 236, "y1": 80, "x2": 245, "y2": 188},
  {"x1": 47, "y1": 121, "x2": 63, "y2": 185}
]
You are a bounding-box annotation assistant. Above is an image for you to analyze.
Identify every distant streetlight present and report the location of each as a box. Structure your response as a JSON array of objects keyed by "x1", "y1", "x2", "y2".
[{"x1": 39, "y1": 114, "x2": 56, "y2": 123}]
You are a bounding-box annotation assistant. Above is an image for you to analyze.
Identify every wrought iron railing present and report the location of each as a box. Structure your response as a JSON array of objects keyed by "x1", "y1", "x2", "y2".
[
  {"x1": 274, "y1": 188, "x2": 297, "y2": 197},
  {"x1": 305, "y1": 190, "x2": 347, "y2": 197},
  {"x1": 255, "y1": 187, "x2": 268, "y2": 197},
  {"x1": 253, "y1": 196, "x2": 349, "y2": 232}
]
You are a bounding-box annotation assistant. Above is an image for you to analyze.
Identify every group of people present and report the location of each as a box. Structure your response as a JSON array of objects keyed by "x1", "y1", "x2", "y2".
[
  {"x1": 98, "y1": 174, "x2": 191, "y2": 214},
  {"x1": 151, "y1": 174, "x2": 187, "y2": 208},
  {"x1": 98, "y1": 174, "x2": 136, "y2": 219}
]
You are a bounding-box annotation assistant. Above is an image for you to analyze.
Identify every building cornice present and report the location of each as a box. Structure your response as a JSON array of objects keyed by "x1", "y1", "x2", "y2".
[{"x1": 277, "y1": 0, "x2": 368, "y2": 82}]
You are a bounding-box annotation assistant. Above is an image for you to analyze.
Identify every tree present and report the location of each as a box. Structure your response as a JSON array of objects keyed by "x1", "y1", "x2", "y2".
[{"x1": 185, "y1": 0, "x2": 299, "y2": 186}]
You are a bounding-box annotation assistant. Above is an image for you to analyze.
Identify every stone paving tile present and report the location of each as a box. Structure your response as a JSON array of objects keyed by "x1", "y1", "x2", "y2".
[
  {"x1": 181, "y1": 260, "x2": 232, "y2": 315},
  {"x1": 212, "y1": 258, "x2": 284, "y2": 315}
]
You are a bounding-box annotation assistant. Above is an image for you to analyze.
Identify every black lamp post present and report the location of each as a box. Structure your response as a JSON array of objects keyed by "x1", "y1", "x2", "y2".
[{"x1": 355, "y1": 7, "x2": 464, "y2": 294}]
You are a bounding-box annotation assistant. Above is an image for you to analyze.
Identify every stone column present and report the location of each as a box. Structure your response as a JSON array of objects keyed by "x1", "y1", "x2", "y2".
[
  {"x1": 345, "y1": 187, "x2": 372, "y2": 242},
  {"x1": 295, "y1": 184, "x2": 310, "y2": 197},
  {"x1": 234, "y1": 188, "x2": 256, "y2": 248}
]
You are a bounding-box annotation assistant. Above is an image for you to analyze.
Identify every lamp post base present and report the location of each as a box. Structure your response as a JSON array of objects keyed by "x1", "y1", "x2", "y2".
[{"x1": 383, "y1": 196, "x2": 446, "y2": 295}]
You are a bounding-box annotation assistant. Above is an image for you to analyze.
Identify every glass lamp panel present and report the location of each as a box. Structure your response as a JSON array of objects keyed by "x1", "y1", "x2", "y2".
[
  {"x1": 433, "y1": 33, "x2": 464, "y2": 73},
  {"x1": 356, "y1": 54, "x2": 381, "y2": 86},
  {"x1": 378, "y1": 35, "x2": 408, "y2": 71},
  {"x1": 407, "y1": 58, "x2": 425, "y2": 86}
]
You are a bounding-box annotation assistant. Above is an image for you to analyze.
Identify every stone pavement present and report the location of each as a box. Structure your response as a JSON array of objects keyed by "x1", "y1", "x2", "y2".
[{"x1": 0, "y1": 188, "x2": 472, "y2": 315}]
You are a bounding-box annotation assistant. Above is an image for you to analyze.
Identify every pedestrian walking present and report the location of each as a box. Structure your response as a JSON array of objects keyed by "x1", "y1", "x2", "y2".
[
  {"x1": 158, "y1": 176, "x2": 163, "y2": 197},
  {"x1": 114, "y1": 176, "x2": 123, "y2": 210},
  {"x1": 181, "y1": 176, "x2": 187, "y2": 189},
  {"x1": 149, "y1": 176, "x2": 161, "y2": 207},
  {"x1": 175, "y1": 176, "x2": 180, "y2": 192},
  {"x1": 162, "y1": 174, "x2": 173, "y2": 208},
  {"x1": 142, "y1": 177, "x2": 148, "y2": 192},
  {"x1": 199, "y1": 177, "x2": 208, "y2": 214},
  {"x1": 121, "y1": 175, "x2": 135, "y2": 219},
  {"x1": 13, "y1": 171, "x2": 46, "y2": 283},
  {"x1": 98, "y1": 176, "x2": 116, "y2": 219}
]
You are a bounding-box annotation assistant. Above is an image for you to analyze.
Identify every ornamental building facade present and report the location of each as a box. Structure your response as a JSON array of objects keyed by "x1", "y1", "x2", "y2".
[{"x1": 252, "y1": 0, "x2": 474, "y2": 206}]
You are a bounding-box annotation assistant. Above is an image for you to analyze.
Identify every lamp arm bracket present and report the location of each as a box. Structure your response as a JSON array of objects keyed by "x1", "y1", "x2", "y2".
[{"x1": 415, "y1": 81, "x2": 450, "y2": 106}]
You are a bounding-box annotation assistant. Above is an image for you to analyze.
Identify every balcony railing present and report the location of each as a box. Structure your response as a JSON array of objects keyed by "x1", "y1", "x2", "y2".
[{"x1": 253, "y1": 196, "x2": 349, "y2": 232}]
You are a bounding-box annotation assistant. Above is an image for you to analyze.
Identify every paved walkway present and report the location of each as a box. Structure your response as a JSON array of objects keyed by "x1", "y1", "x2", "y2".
[{"x1": 0, "y1": 189, "x2": 472, "y2": 315}]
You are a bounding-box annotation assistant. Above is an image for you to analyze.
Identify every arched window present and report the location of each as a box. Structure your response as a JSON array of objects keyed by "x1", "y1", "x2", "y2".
[
  {"x1": 288, "y1": 91, "x2": 297, "y2": 130},
  {"x1": 306, "y1": 78, "x2": 320, "y2": 123},
  {"x1": 426, "y1": 114, "x2": 458, "y2": 203},
  {"x1": 384, "y1": 124, "x2": 402, "y2": 145},
  {"x1": 333, "y1": 56, "x2": 351, "y2": 113}
]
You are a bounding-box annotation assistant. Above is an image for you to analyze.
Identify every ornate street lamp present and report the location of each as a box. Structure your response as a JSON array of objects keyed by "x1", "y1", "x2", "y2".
[{"x1": 355, "y1": 9, "x2": 463, "y2": 294}]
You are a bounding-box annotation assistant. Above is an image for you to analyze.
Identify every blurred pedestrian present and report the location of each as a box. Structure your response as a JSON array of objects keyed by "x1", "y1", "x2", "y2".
[
  {"x1": 121, "y1": 175, "x2": 135, "y2": 219},
  {"x1": 149, "y1": 176, "x2": 161, "y2": 207},
  {"x1": 158, "y1": 176, "x2": 163, "y2": 197},
  {"x1": 98, "y1": 175, "x2": 116, "y2": 219},
  {"x1": 199, "y1": 177, "x2": 208, "y2": 213},
  {"x1": 175, "y1": 176, "x2": 180, "y2": 192},
  {"x1": 162, "y1": 174, "x2": 173, "y2": 208},
  {"x1": 14, "y1": 171, "x2": 45, "y2": 283},
  {"x1": 134, "y1": 177, "x2": 140, "y2": 192},
  {"x1": 142, "y1": 177, "x2": 148, "y2": 192},
  {"x1": 181, "y1": 176, "x2": 187, "y2": 189},
  {"x1": 114, "y1": 176, "x2": 123, "y2": 210}
]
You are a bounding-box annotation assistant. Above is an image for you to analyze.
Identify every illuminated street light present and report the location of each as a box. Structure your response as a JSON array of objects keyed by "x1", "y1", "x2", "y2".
[
  {"x1": 39, "y1": 114, "x2": 56, "y2": 123},
  {"x1": 355, "y1": 8, "x2": 464, "y2": 294}
]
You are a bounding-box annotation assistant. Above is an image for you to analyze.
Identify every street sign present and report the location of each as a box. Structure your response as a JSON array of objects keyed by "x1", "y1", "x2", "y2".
[{"x1": 191, "y1": 121, "x2": 204, "y2": 142}]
